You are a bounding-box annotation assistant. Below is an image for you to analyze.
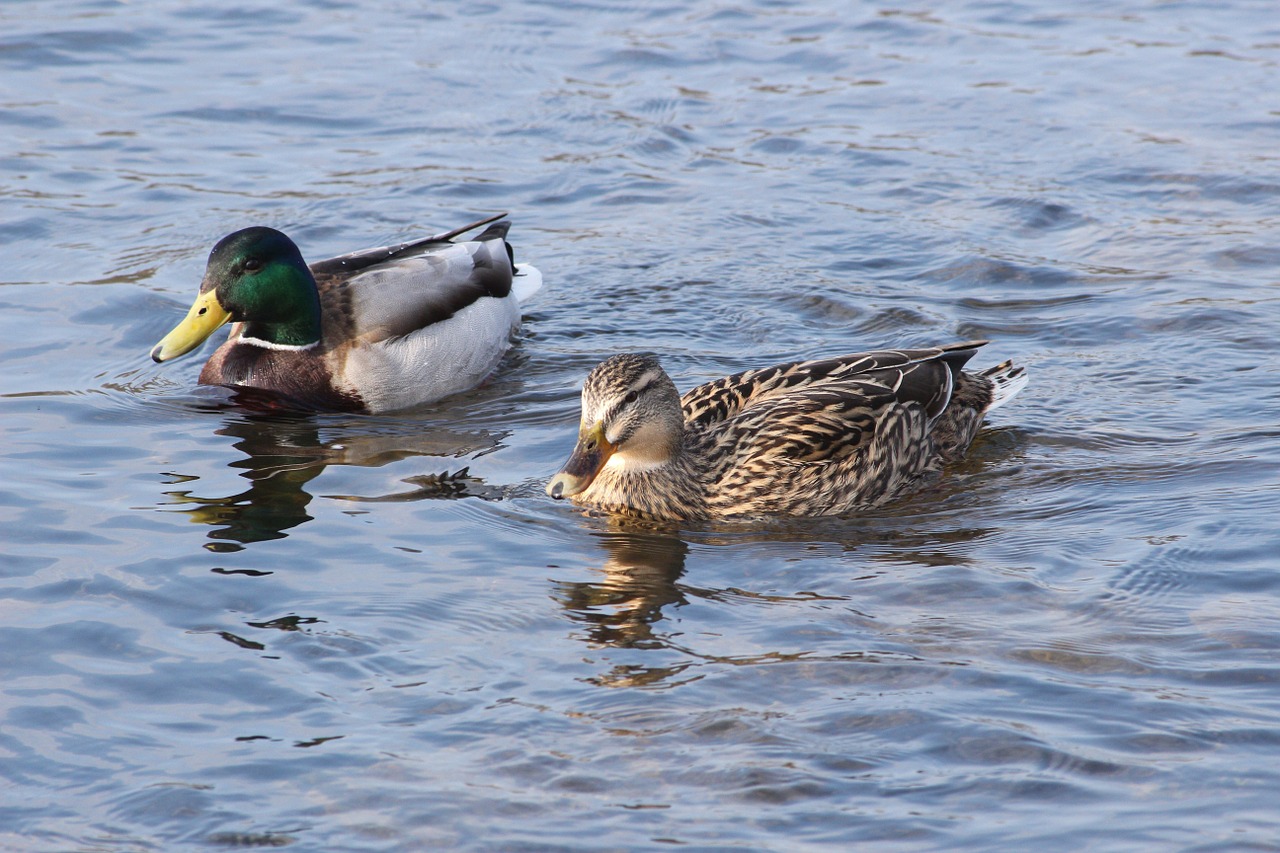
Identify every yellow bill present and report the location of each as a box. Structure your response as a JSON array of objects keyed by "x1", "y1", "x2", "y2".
[{"x1": 150, "y1": 289, "x2": 232, "y2": 363}]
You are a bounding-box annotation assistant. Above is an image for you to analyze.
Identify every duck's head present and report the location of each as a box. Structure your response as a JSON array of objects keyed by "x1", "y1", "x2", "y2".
[
  {"x1": 151, "y1": 226, "x2": 322, "y2": 363},
  {"x1": 547, "y1": 353, "x2": 684, "y2": 500}
]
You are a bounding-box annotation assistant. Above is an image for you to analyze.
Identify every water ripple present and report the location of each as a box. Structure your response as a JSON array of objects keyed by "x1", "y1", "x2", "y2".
[{"x1": 4, "y1": 0, "x2": 1280, "y2": 850}]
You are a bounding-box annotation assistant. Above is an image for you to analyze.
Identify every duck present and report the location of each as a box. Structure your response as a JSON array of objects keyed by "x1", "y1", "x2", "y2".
[
  {"x1": 150, "y1": 213, "x2": 542, "y2": 412},
  {"x1": 546, "y1": 341, "x2": 1026, "y2": 521}
]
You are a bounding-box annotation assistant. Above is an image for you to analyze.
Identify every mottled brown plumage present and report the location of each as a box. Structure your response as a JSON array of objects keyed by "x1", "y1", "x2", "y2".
[{"x1": 546, "y1": 341, "x2": 1026, "y2": 521}]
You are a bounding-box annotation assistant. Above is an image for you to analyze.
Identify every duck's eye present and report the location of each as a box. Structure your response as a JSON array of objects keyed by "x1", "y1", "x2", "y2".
[
  {"x1": 624, "y1": 390, "x2": 639, "y2": 405},
  {"x1": 244, "y1": 258, "x2": 263, "y2": 272}
]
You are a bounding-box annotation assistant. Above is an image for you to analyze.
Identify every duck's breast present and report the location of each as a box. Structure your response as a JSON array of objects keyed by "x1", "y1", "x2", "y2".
[{"x1": 201, "y1": 339, "x2": 364, "y2": 411}]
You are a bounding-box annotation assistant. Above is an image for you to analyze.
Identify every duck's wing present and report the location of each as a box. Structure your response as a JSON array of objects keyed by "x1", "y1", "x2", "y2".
[
  {"x1": 681, "y1": 341, "x2": 987, "y2": 428},
  {"x1": 312, "y1": 219, "x2": 518, "y2": 345},
  {"x1": 699, "y1": 349, "x2": 985, "y2": 514},
  {"x1": 308, "y1": 213, "x2": 509, "y2": 276},
  {"x1": 705, "y1": 378, "x2": 898, "y2": 468},
  {"x1": 699, "y1": 379, "x2": 931, "y2": 515}
]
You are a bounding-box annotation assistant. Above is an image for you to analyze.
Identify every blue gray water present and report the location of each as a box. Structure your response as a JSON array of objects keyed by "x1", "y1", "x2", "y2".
[{"x1": 2, "y1": 1, "x2": 1279, "y2": 850}]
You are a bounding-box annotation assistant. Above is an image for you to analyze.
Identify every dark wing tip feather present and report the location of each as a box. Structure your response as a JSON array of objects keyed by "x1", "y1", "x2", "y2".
[
  {"x1": 933, "y1": 340, "x2": 987, "y2": 372},
  {"x1": 430, "y1": 212, "x2": 508, "y2": 242},
  {"x1": 472, "y1": 220, "x2": 512, "y2": 242},
  {"x1": 307, "y1": 213, "x2": 512, "y2": 277}
]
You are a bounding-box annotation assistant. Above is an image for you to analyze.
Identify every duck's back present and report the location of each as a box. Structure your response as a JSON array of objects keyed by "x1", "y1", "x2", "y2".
[
  {"x1": 684, "y1": 342, "x2": 998, "y2": 516},
  {"x1": 313, "y1": 223, "x2": 516, "y2": 346},
  {"x1": 314, "y1": 223, "x2": 525, "y2": 411}
]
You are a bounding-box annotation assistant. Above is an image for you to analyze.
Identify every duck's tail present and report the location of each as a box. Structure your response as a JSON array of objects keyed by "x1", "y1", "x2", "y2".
[
  {"x1": 511, "y1": 263, "x2": 544, "y2": 305},
  {"x1": 981, "y1": 359, "x2": 1028, "y2": 411},
  {"x1": 462, "y1": 216, "x2": 542, "y2": 304}
]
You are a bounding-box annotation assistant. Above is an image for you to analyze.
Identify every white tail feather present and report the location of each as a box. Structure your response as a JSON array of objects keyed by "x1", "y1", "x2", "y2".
[
  {"x1": 512, "y1": 263, "x2": 543, "y2": 304},
  {"x1": 984, "y1": 361, "x2": 1028, "y2": 411}
]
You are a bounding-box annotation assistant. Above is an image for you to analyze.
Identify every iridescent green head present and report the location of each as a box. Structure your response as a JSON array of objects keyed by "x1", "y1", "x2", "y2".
[{"x1": 151, "y1": 226, "x2": 323, "y2": 362}]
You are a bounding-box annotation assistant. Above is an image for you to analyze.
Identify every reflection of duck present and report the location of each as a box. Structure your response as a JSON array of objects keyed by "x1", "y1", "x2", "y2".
[
  {"x1": 162, "y1": 414, "x2": 503, "y2": 550},
  {"x1": 552, "y1": 530, "x2": 688, "y2": 653},
  {"x1": 162, "y1": 416, "x2": 326, "y2": 550},
  {"x1": 548, "y1": 342, "x2": 1026, "y2": 521},
  {"x1": 151, "y1": 214, "x2": 542, "y2": 412}
]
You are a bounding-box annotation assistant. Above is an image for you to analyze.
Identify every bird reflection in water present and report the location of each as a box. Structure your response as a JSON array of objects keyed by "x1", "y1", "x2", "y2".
[
  {"x1": 160, "y1": 389, "x2": 503, "y2": 551},
  {"x1": 551, "y1": 528, "x2": 701, "y2": 687},
  {"x1": 551, "y1": 514, "x2": 1006, "y2": 689}
]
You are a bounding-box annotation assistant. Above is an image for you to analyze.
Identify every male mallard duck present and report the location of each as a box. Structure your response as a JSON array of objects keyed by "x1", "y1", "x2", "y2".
[
  {"x1": 150, "y1": 213, "x2": 542, "y2": 412},
  {"x1": 546, "y1": 341, "x2": 1026, "y2": 520}
]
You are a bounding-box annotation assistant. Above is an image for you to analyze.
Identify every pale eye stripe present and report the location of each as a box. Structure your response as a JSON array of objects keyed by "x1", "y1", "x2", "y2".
[{"x1": 606, "y1": 371, "x2": 661, "y2": 422}]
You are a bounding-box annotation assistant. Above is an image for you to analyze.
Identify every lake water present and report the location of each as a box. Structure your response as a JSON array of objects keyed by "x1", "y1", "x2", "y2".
[{"x1": 2, "y1": 1, "x2": 1279, "y2": 850}]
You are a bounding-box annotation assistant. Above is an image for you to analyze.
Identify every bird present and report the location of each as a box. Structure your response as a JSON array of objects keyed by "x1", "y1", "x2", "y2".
[
  {"x1": 546, "y1": 341, "x2": 1026, "y2": 521},
  {"x1": 150, "y1": 213, "x2": 542, "y2": 412}
]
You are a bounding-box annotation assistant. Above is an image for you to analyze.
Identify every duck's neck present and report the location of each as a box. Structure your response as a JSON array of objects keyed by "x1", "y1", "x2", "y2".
[
  {"x1": 240, "y1": 320, "x2": 321, "y2": 349},
  {"x1": 589, "y1": 435, "x2": 708, "y2": 522},
  {"x1": 241, "y1": 279, "x2": 323, "y2": 349}
]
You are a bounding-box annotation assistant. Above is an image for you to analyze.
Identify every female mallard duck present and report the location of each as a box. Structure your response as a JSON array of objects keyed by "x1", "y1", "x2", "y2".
[
  {"x1": 546, "y1": 341, "x2": 1026, "y2": 521},
  {"x1": 150, "y1": 213, "x2": 542, "y2": 412}
]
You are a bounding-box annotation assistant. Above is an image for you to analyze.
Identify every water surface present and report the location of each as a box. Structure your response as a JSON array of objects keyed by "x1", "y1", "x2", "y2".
[{"x1": 2, "y1": 1, "x2": 1279, "y2": 850}]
